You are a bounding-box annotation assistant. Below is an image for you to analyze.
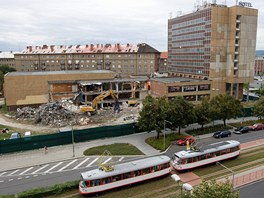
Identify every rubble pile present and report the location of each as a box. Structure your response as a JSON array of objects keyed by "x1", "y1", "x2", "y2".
[
  {"x1": 16, "y1": 107, "x2": 36, "y2": 120},
  {"x1": 34, "y1": 102, "x2": 78, "y2": 127}
]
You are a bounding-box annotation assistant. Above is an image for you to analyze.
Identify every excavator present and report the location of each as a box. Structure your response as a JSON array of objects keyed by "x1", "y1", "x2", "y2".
[{"x1": 80, "y1": 90, "x2": 120, "y2": 114}]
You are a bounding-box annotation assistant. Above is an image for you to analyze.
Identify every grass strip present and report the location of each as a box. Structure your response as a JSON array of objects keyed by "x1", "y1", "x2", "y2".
[{"x1": 83, "y1": 143, "x2": 144, "y2": 156}]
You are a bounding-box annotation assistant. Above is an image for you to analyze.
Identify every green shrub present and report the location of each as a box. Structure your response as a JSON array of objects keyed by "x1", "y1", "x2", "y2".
[{"x1": 18, "y1": 180, "x2": 79, "y2": 198}]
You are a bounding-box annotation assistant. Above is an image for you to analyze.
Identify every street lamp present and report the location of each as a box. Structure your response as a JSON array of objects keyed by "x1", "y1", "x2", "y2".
[
  {"x1": 71, "y1": 124, "x2": 75, "y2": 157},
  {"x1": 171, "y1": 174, "x2": 193, "y2": 197},
  {"x1": 164, "y1": 120, "x2": 172, "y2": 151},
  {"x1": 216, "y1": 161, "x2": 235, "y2": 191}
]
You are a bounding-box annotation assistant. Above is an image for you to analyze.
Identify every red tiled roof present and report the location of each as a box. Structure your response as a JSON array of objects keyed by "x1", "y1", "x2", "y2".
[{"x1": 20, "y1": 44, "x2": 141, "y2": 54}]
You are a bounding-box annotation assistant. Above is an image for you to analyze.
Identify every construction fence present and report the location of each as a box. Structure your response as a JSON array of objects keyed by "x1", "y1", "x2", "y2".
[{"x1": 0, "y1": 123, "x2": 140, "y2": 154}]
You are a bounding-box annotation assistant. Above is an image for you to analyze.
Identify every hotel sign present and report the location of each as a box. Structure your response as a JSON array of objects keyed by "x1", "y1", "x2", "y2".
[{"x1": 238, "y1": 1, "x2": 252, "y2": 7}]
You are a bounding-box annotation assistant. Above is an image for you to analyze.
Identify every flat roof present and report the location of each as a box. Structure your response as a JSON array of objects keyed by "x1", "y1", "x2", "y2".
[
  {"x1": 151, "y1": 77, "x2": 207, "y2": 83},
  {"x1": 5, "y1": 70, "x2": 115, "y2": 76},
  {"x1": 78, "y1": 76, "x2": 148, "y2": 85}
]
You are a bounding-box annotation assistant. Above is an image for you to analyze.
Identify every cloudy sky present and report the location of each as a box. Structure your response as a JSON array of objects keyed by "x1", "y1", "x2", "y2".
[{"x1": 0, "y1": 0, "x2": 263, "y2": 52}]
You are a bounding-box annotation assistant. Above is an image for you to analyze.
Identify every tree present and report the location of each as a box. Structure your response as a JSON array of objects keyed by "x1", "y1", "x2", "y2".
[
  {"x1": 0, "y1": 64, "x2": 16, "y2": 91},
  {"x1": 210, "y1": 94, "x2": 242, "y2": 126},
  {"x1": 255, "y1": 84, "x2": 264, "y2": 96},
  {"x1": 137, "y1": 95, "x2": 169, "y2": 139},
  {"x1": 182, "y1": 179, "x2": 239, "y2": 198},
  {"x1": 243, "y1": 82, "x2": 250, "y2": 102},
  {"x1": 168, "y1": 96, "x2": 196, "y2": 134},
  {"x1": 253, "y1": 96, "x2": 264, "y2": 119},
  {"x1": 194, "y1": 97, "x2": 211, "y2": 130}
]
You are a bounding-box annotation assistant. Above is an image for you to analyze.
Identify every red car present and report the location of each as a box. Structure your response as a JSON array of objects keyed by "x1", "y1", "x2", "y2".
[
  {"x1": 248, "y1": 123, "x2": 264, "y2": 131},
  {"x1": 176, "y1": 136, "x2": 196, "y2": 146}
]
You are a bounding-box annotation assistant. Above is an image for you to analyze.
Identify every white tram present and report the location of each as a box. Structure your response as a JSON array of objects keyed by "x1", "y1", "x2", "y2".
[
  {"x1": 171, "y1": 140, "x2": 240, "y2": 171},
  {"x1": 79, "y1": 155, "x2": 171, "y2": 195}
]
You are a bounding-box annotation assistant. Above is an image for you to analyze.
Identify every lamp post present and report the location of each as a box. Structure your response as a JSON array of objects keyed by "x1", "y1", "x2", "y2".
[
  {"x1": 216, "y1": 161, "x2": 235, "y2": 191},
  {"x1": 71, "y1": 124, "x2": 75, "y2": 157},
  {"x1": 171, "y1": 174, "x2": 193, "y2": 197},
  {"x1": 164, "y1": 120, "x2": 172, "y2": 151}
]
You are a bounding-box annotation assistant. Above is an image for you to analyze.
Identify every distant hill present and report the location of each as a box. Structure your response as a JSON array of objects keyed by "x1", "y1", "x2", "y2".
[{"x1": 256, "y1": 50, "x2": 264, "y2": 57}]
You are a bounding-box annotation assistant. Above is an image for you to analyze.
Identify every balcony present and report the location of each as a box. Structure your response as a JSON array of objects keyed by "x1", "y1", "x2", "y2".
[
  {"x1": 235, "y1": 51, "x2": 239, "y2": 55},
  {"x1": 236, "y1": 20, "x2": 241, "y2": 23}
]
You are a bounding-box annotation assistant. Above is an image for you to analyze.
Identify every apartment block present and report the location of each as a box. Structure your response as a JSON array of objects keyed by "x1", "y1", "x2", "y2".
[
  {"x1": 255, "y1": 56, "x2": 264, "y2": 75},
  {"x1": 168, "y1": 3, "x2": 258, "y2": 99},
  {"x1": 14, "y1": 43, "x2": 160, "y2": 77},
  {"x1": 0, "y1": 51, "x2": 16, "y2": 68}
]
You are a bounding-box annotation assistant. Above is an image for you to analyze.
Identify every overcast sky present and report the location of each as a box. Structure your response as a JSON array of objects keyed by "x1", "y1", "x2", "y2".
[{"x1": 0, "y1": 0, "x2": 263, "y2": 52}]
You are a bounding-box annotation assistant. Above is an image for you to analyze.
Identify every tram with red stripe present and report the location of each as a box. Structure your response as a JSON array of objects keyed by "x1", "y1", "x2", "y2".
[
  {"x1": 171, "y1": 140, "x2": 240, "y2": 171},
  {"x1": 79, "y1": 155, "x2": 171, "y2": 195}
]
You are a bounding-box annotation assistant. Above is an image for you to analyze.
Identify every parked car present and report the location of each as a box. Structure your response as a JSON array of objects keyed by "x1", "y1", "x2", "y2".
[
  {"x1": 1, "y1": 128, "x2": 9, "y2": 133},
  {"x1": 213, "y1": 130, "x2": 231, "y2": 138},
  {"x1": 24, "y1": 131, "x2": 31, "y2": 137},
  {"x1": 233, "y1": 126, "x2": 250, "y2": 134},
  {"x1": 176, "y1": 136, "x2": 196, "y2": 146},
  {"x1": 248, "y1": 123, "x2": 264, "y2": 131},
  {"x1": 9, "y1": 132, "x2": 21, "y2": 139},
  {"x1": 234, "y1": 126, "x2": 244, "y2": 131}
]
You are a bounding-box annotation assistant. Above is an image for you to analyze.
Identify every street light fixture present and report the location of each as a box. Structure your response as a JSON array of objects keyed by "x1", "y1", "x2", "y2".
[
  {"x1": 164, "y1": 120, "x2": 172, "y2": 151},
  {"x1": 71, "y1": 124, "x2": 75, "y2": 157},
  {"x1": 171, "y1": 174, "x2": 193, "y2": 197},
  {"x1": 216, "y1": 161, "x2": 235, "y2": 191}
]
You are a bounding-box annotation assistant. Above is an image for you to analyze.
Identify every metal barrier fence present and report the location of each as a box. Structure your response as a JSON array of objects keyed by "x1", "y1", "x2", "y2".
[
  {"x1": 0, "y1": 123, "x2": 140, "y2": 154},
  {"x1": 234, "y1": 168, "x2": 264, "y2": 188}
]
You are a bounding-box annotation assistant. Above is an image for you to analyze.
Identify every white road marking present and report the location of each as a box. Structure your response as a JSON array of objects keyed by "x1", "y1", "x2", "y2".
[
  {"x1": 8, "y1": 170, "x2": 19, "y2": 176},
  {"x1": 0, "y1": 180, "x2": 4, "y2": 182},
  {"x1": 25, "y1": 176, "x2": 30, "y2": 179},
  {"x1": 33, "y1": 175, "x2": 38, "y2": 177},
  {"x1": 0, "y1": 172, "x2": 7, "y2": 176},
  {"x1": 58, "y1": 160, "x2": 77, "y2": 172},
  {"x1": 8, "y1": 179, "x2": 13, "y2": 181},
  {"x1": 44, "y1": 162, "x2": 63, "y2": 173},
  {"x1": 87, "y1": 158, "x2": 98, "y2": 167},
  {"x1": 73, "y1": 158, "x2": 90, "y2": 169},
  {"x1": 18, "y1": 177, "x2": 22, "y2": 180},
  {"x1": 119, "y1": 157, "x2": 124, "y2": 162},
  {"x1": 19, "y1": 167, "x2": 33, "y2": 175},
  {"x1": 32, "y1": 164, "x2": 49, "y2": 174},
  {"x1": 102, "y1": 158, "x2": 112, "y2": 164}
]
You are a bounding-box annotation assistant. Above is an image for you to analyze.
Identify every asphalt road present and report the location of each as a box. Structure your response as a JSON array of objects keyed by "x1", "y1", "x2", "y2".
[
  {"x1": 240, "y1": 180, "x2": 264, "y2": 198},
  {"x1": 0, "y1": 130, "x2": 263, "y2": 195},
  {"x1": 0, "y1": 156, "x2": 138, "y2": 195},
  {"x1": 166, "y1": 129, "x2": 264, "y2": 157}
]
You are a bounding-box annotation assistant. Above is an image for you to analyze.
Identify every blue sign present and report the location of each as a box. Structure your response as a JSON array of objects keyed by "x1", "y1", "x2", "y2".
[{"x1": 238, "y1": 1, "x2": 252, "y2": 7}]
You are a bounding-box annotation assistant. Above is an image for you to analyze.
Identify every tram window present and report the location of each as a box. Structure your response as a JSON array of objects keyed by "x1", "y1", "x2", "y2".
[
  {"x1": 123, "y1": 173, "x2": 130, "y2": 179},
  {"x1": 215, "y1": 151, "x2": 221, "y2": 156},
  {"x1": 95, "y1": 179, "x2": 100, "y2": 186},
  {"x1": 91, "y1": 180, "x2": 95, "y2": 187},
  {"x1": 187, "y1": 158, "x2": 192, "y2": 163},
  {"x1": 113, "y1": 175, "x2": 121, "y2": 182},
  {"x1": 85, "y1": 181, "x2": 89, "y2": 187},
  {"x1": 134, "y1": 170, "x2": 141, "y2": 176},
  {"x1": 153, "y1": 166, "x2": 159, "y2": 171},
  {"x1": 161, "y1": 163, "x2": 169, "y2": 169},
  {"x1": 142, "y1": 168, "x2": 150, "y2": 174},
  {"x1": 201, "y1": 155, "x2": 206, "y2": 160}
]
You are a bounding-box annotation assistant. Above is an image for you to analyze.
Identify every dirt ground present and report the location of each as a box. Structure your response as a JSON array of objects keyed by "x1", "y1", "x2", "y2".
[{"x1": 0, "y1": 103, "x2": 141, "y2": 134}]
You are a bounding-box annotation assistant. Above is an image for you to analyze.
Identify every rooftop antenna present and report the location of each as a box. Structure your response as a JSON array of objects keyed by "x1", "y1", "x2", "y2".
[{"x1": 169, "y1": 12, "x2": 173, "y2": 19}]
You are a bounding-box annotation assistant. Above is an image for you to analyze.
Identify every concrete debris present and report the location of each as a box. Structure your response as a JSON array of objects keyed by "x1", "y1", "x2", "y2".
[{"x1": 15, "y1": 100, "x2": 141, "y2": 127}]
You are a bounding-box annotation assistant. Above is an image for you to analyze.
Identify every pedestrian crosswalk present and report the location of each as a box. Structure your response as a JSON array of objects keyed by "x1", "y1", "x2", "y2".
[{"x1": 0, "y1": 156, "x2": 127, "y2": 177}]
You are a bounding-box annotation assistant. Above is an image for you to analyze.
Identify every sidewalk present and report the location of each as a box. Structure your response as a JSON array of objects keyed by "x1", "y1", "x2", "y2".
[{"x1": 0, "y1": 131, "x2": 160, "y2": 171}]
